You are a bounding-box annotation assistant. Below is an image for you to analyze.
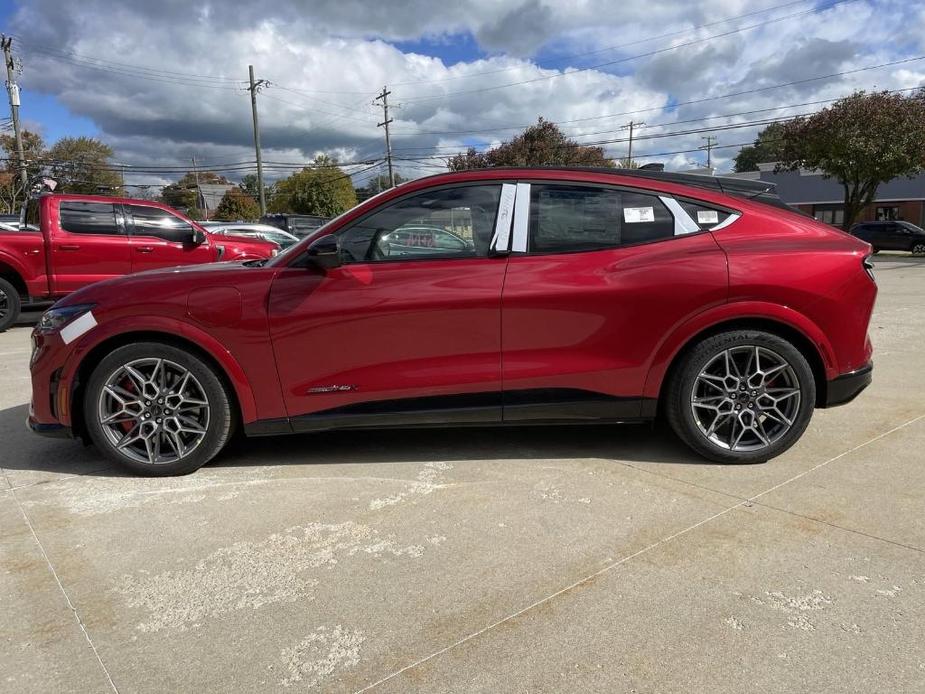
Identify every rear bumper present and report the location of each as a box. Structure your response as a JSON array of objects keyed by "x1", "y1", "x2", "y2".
[{"x1": 824, "y1": 363, "x2": 872, "y2": 407}]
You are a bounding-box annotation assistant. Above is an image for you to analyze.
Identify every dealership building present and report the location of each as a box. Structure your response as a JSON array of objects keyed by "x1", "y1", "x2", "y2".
[{"x1": 728, "y1": 163, "x2": 925, "y2": 227}]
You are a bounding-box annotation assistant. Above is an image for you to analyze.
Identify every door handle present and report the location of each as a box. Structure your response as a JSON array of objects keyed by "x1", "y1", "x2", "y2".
[
  {"x1": 58, "y1": 244, "x2": 81, "y2": 251},
  {"x1": 135, "y1": 246, "x2": 154, "y2": 253}
]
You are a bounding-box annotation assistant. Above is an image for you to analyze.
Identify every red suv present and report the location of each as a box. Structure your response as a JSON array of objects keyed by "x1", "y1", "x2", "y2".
[{"x1": 28, "y1": 168, "x2": 876, "y2": 475}]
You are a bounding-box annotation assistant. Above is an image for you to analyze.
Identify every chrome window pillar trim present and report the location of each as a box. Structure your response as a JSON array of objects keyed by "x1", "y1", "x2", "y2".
[
  {"x1": 490, "y1": 183, "x2": 518, "y2": 254},
  {"x1": 511, "y1": 182, "x2": 531, "y2": 253},
  {"x1": 711, "y1": 212, "x2": 741, "y2": 231},
  {"x1": 660, "y1": 196, "x2": 701, "y2": 235}
]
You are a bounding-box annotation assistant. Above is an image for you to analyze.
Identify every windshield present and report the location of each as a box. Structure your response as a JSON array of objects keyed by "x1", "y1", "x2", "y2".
[{"x1": 900, "y1": 221, "x2": 924, "y2": 233}]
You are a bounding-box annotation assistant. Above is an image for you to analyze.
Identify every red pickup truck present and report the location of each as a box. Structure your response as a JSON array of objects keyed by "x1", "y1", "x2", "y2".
[{"x1": 0, "y1": 194, "x2": 278, "y2": 331}]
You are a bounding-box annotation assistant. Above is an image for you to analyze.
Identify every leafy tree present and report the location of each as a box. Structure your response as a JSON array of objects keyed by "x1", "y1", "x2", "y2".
[
  {"x1": 186, "y1": 206, "x2": 204, "y2": 221},
  {"x1": 46, "y1": 136, "x2": 122, "y2": 195},
  {"x1": 776, "y1": 91, "x2": 925, "y2": 230},
  {"x1": 0, "y1": 129, "x2": 45, "y2": 213},
  {"x1": 447, "y1": 118, "x2": 613, "y2": 171},
  {"x1": 161, "y1": 170, "x2": 230, "y2": 211},
  {"x1": 269, "y1": 155, "x2": 357, "y2": 215},
  {"x1": 213, "y1": 187, "x2": 260, "y2": 221},
  {"x1": 733, "y1": 122, "x2": 787, "y2": 173}
]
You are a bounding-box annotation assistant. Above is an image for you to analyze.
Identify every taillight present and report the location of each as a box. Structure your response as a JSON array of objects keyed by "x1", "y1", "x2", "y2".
[{"x1": 862, "y1": 256, "x2": 875, "y2": 283}]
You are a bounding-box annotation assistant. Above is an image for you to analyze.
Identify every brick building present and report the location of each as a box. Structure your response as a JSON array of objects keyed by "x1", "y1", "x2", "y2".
[{"x1": 728, "y1": 163, "x2": 925, "y2": 227}]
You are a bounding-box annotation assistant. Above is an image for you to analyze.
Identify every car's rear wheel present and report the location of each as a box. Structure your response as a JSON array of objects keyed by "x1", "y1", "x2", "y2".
[
  {"x1": 84, "y1": 342, "x2": 233, "y2": 475},
  {"x1": 912, "y1": 242, "x2": 925, "y2": 256},
  {"x1": 666, "y1": 330, "x2": 816, "y2": 464},
  {"x1": 0, "y1": 277, "x2": 22, "y2": 333}
]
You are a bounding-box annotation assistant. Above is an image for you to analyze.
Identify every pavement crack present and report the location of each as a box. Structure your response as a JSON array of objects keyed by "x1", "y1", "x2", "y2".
[
  {"x1": 5, "y1": 476, "x2": 120, "y2": 694},
  {"x1": 352, "y1": 412, "x2": 925, "y2": 693}
]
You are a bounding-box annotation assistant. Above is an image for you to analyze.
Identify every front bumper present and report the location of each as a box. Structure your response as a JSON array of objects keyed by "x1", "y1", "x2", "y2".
[
  {"x1": 27, "y1": 416, "x2": 72, "y2": 438},
  {"x1": 824, "y1": 363, "x2": 872, "y2": 407}
]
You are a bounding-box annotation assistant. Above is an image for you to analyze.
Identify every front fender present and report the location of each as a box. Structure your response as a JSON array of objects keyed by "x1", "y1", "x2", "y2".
[
  {"x1": 58, "y1": 315, "x2": 258, "y2": 425},
  {"x1": 641, "y1": 300, "x2": 837, "y2": 400},
  {"x1": 0, "y1": 247, "x2": 45, "y2": 296}
]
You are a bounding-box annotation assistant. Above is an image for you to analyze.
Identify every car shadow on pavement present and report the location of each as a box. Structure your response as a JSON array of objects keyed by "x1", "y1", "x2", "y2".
[
  {"x1": 0, "y1": 402, "x2": 718, "y2": 479},
  {"x1": 216, "y1": 420, "x2": 715, "y2": 469}
]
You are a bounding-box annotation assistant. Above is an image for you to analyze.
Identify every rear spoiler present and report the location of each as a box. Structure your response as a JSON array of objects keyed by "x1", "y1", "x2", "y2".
[{"x1": 609, "y1": 168, "x2": 804, "y2": 215}]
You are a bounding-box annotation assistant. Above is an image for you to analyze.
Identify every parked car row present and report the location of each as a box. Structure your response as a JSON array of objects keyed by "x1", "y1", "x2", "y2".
[{"x1": 0, "y1": 195, "x2": 279, "y2": 331}]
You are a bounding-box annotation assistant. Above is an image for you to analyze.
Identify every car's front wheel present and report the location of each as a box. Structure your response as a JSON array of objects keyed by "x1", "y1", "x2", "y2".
[
  {"x1": 912, "y1": 241, "x2": 925, "y2": 256},
  {"x1": 84, "y1": 342, "x2": 233, "y2": 475},
  {"x1": 665, "y1": 330, "x2": 816, "y2": 464}
]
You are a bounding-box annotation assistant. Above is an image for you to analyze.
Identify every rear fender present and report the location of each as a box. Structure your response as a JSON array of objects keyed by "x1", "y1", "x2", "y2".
[{"x1": 642, "y1": 301, "x2": 837, "y2": 400}]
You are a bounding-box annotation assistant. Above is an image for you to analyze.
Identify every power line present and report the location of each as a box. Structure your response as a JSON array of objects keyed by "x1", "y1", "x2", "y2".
[
  {"x1": 408, "y1": 60, "x2": 924, "y2": 138},
  {"x1": 390, "y1": 0, "x2": 813, "y2": 87},
  {"x1": 392, "y1": 0, "x2": 860, "y2": 103}
]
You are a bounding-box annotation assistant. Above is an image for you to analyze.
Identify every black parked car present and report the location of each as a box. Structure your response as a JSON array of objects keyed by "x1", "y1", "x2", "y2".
[{"x1": 850, "y1": 221, "x2": 925, "y2": 255}]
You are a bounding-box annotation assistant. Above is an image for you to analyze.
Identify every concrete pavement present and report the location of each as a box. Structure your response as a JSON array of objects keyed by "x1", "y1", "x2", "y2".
[{"x1": 1, "y1": 256, "x2": 923, "y2": 693}]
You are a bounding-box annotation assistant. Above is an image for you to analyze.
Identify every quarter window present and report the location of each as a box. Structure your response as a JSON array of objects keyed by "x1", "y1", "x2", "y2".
[
  {"x1": 59, "y1": 202, "x2": 120, "y2": 235},
  {"x1": 528, "y1": 185, "x2": 674, "y2": 253},
  {"x1": 335, "y1": 185, "x2": 502, "y2": 263},
  {"x1": 678, "y1": 201, "x2": 734, "y2": 230},
  {"x1": 127, "y1": 205, "x2": 194, "y2": 242}
]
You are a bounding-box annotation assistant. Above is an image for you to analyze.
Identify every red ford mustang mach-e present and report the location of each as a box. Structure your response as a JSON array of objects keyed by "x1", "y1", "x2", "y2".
[{"x1": 28, "y1": 168, "x2": 876, "y2": 475}]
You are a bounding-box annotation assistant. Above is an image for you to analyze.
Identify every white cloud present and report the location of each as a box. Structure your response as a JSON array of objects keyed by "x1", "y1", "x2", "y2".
[{"x1": 7, "y1": 0, "x2": 925, "y2": 182}]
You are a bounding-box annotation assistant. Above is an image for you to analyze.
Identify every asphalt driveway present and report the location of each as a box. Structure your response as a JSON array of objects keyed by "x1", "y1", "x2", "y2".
[{"x1": 2, "y1": 255, "x2": 924, "y2": 693}]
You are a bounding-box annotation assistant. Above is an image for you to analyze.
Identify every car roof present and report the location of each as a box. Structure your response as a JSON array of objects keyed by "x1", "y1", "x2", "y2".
[{"x1": 401, "y1": 166, "x2": 796, "y2": 214}]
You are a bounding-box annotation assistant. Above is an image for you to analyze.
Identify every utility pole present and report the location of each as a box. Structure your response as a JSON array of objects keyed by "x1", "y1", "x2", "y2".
[
  {"x1": 191, "y1": 156, "x2": 204, "y2": 218},
  {"x1": 374, "y1": 86, "x2": 395, "y2": 188},
  {"x1": 2, "y1": 36, "x2": 28, "y2": 193},
  {"x1": 620, "y1": 120, "x2": 645, "y2": 165},
  {"x1": 700, "y1": 135, "x2": 718, "y2": 169},
  {"x1": 247, "y1": 65, "x2": 268, "y2": 216}
]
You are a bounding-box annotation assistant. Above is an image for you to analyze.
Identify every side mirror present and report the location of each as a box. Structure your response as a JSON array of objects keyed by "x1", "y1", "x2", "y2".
[
  {"x1": 192, "y1": 228, "x2": 207, "y2": 245},
  {"x1": 305, "y1": 234, "x2": 341, "y2": 270}
]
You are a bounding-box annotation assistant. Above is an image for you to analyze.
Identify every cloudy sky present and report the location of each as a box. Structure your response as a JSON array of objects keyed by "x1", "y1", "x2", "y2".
[{"x1": 2, "y1": 0, "x2": 924, "y2": 188}]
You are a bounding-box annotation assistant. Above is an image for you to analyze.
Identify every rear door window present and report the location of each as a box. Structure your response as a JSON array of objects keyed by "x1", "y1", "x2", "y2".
[
  {"x1": 528, "y1": 185, "x2": 674, "y2": 253},
  {"x1": 59, "y1": 202, "x2": 121, "y2": 235}
]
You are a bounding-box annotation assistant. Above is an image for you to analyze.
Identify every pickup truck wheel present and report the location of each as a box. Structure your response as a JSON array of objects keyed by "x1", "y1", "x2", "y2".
[
  {"x1": 0, "y1": 277, "x2": 21, "y2": 332},
  {"x1": 84, "y1": 342, "x2": 232, "y2": 476},
  {"x1": 665, "y1": 330, "x2": 816, "y2": 464}
]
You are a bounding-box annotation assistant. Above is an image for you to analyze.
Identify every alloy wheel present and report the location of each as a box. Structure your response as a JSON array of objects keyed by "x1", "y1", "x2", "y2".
[
  {"x1": 913, "y1": 242, "x2": 925, "y2": 256},
  {"x1": 0, "y1": 287, "x2": 8, "y2": 320},
  {"x1": 690, "y1": 345, "x2": 801, "y2": 452},
  {"x1": 97, "y1": 358, "x2": 210, "y2": 465}
]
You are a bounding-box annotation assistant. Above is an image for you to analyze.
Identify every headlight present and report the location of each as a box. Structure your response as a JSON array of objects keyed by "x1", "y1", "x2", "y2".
[{"x1": 37, "y1": 304, "x2": 96, "y2": 333}]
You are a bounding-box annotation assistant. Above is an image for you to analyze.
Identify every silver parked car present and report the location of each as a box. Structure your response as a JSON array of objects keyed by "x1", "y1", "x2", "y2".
[{"x1": 205, "y1": 223, "x2": 300, "y2": 249}]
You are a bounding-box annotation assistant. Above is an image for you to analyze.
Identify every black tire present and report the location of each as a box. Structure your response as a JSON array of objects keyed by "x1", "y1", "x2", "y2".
[
  {"x1": 83, "y1": 342, "x2": 233, "y2": 476},
  {"x1": 665, "y1": 330, "x2": 816, "y2": 464},
  {"x1": 911, "y1": 242, "x2": 925, "y2": 256},
  {"x1": 0, "y1": 277, "x2": 22, "y2": 333}
]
